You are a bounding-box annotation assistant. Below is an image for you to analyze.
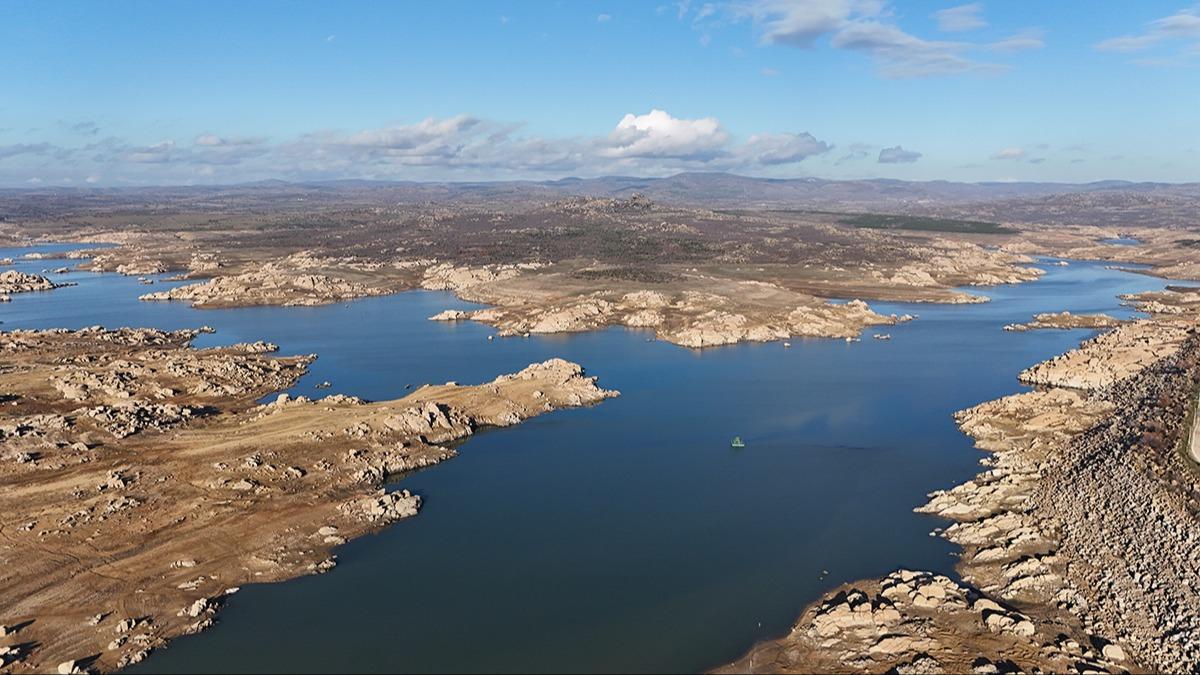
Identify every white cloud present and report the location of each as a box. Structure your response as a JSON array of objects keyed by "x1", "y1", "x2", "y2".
[
  {"x1": 741, "y1": 132, "x2": 831, "y2": 164},
  {"x1": 832, "y1": 20, "x2": 1000, "y2": 77},
  {"x1": 1095, "y1": 8, "x2": 1200, "y2": 58},
  {"x1": 991, "y1": 147, "x2": 1025, "y2": 160},
  {"x1": 712, "y1": 0, "x2": 1024, "y2": 78},
  {"x1": 602, "y1": 109, "x2": 729, "y2": 160},
  {"x1": 597, "y1": 13, "x2": 612, "y2": 22},
  {"x1": 740, "y1": 0, "x2": 864, "y2": 48},
  {"x1": 1096, "y1": 34, "x2": 1163, "y2": 53},
  {"x1": 1155, "y1": 9, "x2": 1200, "y2": 37},
  {"x1": 987, "y1": 28, "x2": 1044, "y2": 52},
  {"x1": 932, "y1": 4, "x2": 986, "y2": 33},
  {"x1": 877, "y1": 145, "x2": 922, "y2": 163}
]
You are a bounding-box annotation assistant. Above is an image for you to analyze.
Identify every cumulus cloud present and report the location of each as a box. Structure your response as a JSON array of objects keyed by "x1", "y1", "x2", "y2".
[
  {"x1": 877, "y1": 145, "x2": 922, "y2": 163},
  {"x1": 991, "y1": 147, "x2": 1025, "y2": 160},
  {"x1": 602, "y1": 109, "x2": 729, "y2": 160},
  {"x1": 933, "y1": 4, "x2": 986, "y2": 33},
  {"x1": 1095, "y1": 8, "x2": 1200, "y2": 59}
]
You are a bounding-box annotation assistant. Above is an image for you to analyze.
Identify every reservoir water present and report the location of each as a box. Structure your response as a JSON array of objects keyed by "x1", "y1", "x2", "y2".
[{"x1": 0, "y1": 245, "x2": 1176, "y2": 673}]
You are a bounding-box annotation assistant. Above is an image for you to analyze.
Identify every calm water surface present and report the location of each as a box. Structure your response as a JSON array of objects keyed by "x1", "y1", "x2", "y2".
[{"x1": 0, "y1": 245, "x2": 1174, "y2": 673}]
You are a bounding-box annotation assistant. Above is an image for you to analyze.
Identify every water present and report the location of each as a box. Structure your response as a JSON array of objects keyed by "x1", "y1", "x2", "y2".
[
  {"x1": 1, "y1": 246, "x2": 1175, "y2": 673},
  {"x1": 1101, "y1": 236, "x2": 1142, "y2": 246}
]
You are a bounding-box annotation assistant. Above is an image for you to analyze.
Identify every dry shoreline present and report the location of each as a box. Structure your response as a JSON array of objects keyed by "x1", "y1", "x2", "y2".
[
  {"x1": 78, "y1": 240, "x2": 1046, "y2": 349},
  {"x1": 0, "y1": 326, "x2": 617, "y2": 673},
  {"x1": 717, "y1": 288, "x2": 1200, "y2": 673}
]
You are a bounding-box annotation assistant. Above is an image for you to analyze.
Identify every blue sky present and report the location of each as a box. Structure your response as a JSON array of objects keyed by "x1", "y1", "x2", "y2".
[{"x1": 1, "y1": 1, "x2": 1197, "y2": 186}]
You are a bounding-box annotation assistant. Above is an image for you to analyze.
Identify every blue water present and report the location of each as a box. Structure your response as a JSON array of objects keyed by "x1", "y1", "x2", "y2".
[
  {"x1": 1101, "y1": 237, "x2": 1142, "y2": 246},
  {"x1": 0, "y1": 245, "x2": 1174, "y2": 673}
]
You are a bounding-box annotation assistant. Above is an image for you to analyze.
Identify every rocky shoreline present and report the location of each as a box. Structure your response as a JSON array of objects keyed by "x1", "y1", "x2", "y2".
[
  {"x1": 0, "y1": 270, "x2": 67, "y2": 300},
  {"x1": 1003, "y1": 311, "x2": 1123, "y2": 333},
  {"x1": 718, "y1": 288, "x2": 1200, "y2": 673},
  {"x1": 49, "y1": 231, "x2": 1046, "y2": 348},
  {"x1": 0, "y1": 327, "x2": 616, "y2": 673}
]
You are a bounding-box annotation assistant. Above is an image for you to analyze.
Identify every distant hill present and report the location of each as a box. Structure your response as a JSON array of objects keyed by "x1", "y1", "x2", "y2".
[{"x1": 2, "y1": 173, "x2": 1197, "y2": 223}]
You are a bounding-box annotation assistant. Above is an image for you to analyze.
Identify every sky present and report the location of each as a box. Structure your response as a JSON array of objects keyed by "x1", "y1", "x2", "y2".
[{"x1": 1, "y1": 0, "x2": 1197, "y2": 187}]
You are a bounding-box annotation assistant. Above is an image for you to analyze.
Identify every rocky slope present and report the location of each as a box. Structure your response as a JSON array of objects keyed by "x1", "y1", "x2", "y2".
[{"x1": 0, "y1": 327, "x2": 616, "y2": 673}]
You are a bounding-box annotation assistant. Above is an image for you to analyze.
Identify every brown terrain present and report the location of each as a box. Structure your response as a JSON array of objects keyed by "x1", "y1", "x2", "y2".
[
  {"x1": 0, "y1": 326, "x2": 615, "y2": 673},
  {"x1": 1, "y1": 176, "x2": 1199, "y2": 673}
]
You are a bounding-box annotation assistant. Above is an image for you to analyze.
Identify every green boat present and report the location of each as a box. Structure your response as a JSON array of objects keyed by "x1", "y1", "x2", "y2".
[{"x1": 731, "y1": 436, "x2": 745, "y2": 448}]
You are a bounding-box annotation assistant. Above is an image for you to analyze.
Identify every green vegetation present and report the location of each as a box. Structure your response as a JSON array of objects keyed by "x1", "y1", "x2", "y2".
[{"x1": 840, "y1": 213, "x2": 1016, "y2": 235}]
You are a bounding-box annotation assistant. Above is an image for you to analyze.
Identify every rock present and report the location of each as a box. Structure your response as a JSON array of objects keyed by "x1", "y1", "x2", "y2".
[
  {"x1": 870, "y1": 634, "x2": 937, "y2": 655},
  {"x1": 341, "y1": 489, "x2": 421, "y2": 523},
  {"x1": 1102, "y1": 643, "x2": 1126, "y2": 661},
  {"x1": 0, "y1": 269, "x2": 59, "y2": 294},
  {"x1": 179, "y1": 597, "x2": 211, "y2": 618}
]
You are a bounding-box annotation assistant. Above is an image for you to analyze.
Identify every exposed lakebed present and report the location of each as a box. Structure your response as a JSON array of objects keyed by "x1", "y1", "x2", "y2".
[{"x1": 0, "y1": 246, "x2": 1174, "y2": 673}]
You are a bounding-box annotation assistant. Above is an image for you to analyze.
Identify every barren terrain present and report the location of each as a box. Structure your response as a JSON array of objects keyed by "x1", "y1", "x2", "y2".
[{"x1": 0, "y1": 327, "x2": 615, "y2": 673}]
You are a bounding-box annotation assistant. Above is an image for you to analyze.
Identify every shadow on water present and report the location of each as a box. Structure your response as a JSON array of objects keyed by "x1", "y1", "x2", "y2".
[{"x1": 0, "y1": 244, "x2": 1177, "y2": 673}]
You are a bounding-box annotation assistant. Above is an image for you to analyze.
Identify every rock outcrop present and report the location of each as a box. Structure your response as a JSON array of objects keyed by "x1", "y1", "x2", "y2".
[
  {"x1": 141, "y1": 265, "x2": 387, "y2": 307},
  {"x1": 0, "y1": 270, "x2": 60, "y2": 294}
]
